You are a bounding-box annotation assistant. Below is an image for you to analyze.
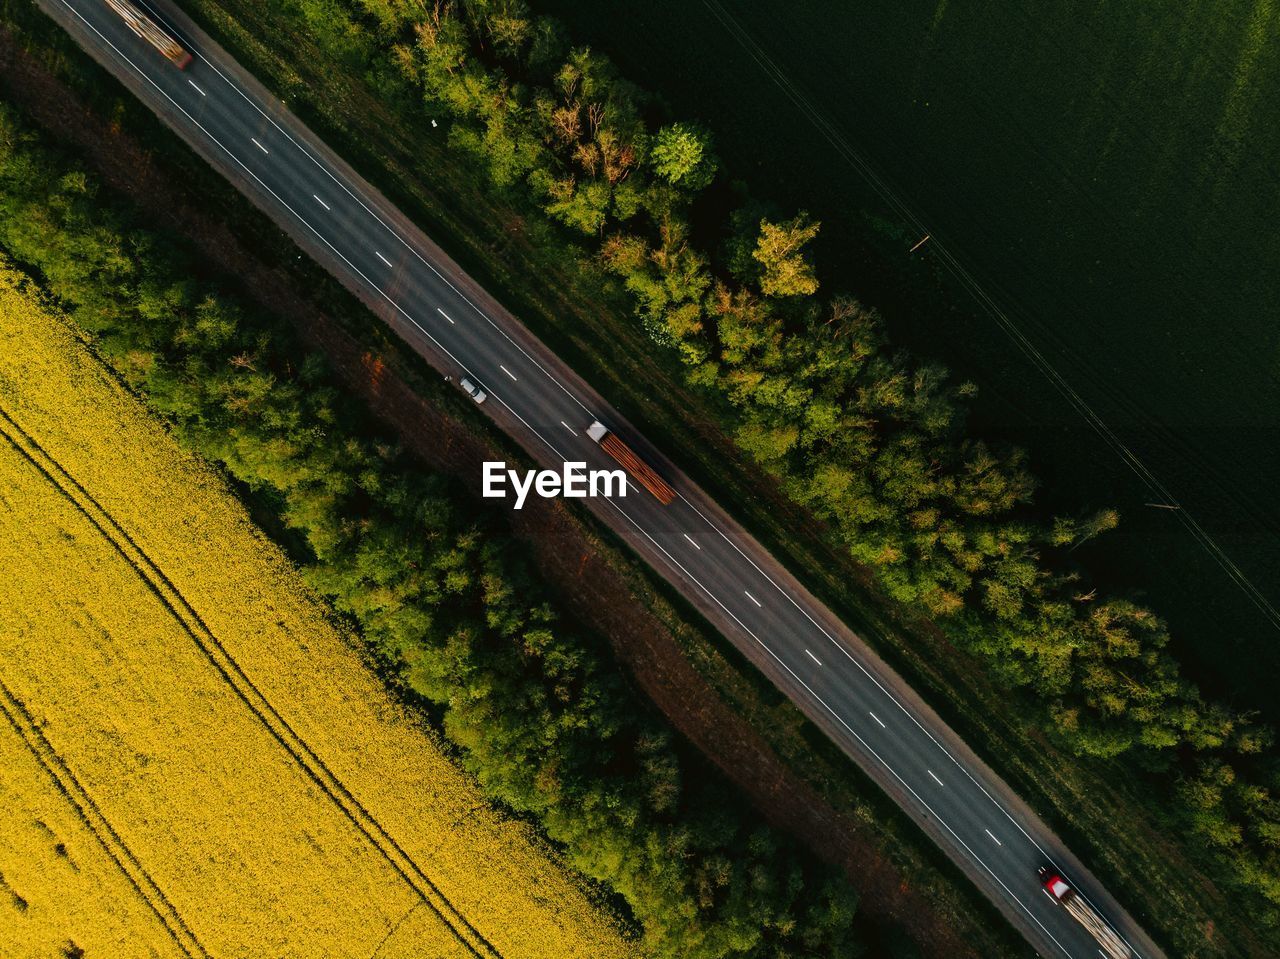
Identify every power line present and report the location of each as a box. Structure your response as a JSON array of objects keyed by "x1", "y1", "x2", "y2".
[{"x1": 699, "y1": 0, "x2": 1280, "y2": 633}]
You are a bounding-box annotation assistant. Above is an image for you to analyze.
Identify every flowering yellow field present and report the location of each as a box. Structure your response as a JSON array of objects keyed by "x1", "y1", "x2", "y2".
[{"x1": 0, "y1": 268, "x2": 631, "y2": 959}]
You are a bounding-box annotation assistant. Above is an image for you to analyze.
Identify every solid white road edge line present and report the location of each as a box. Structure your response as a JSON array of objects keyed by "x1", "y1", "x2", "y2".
[
  {"x1": 94, "y1": 7, "x2": 1089, "y2": 954},
  {"x1": 589, "y1": 488, "x2": 1073, "y2": 959},
  {"x1": 134, "y1": 10, "x2": 1136, "y2": 951},
  {"x1": 155, "y1": 16, "x2": 1110, "y2": 939},
  {"x1": 669, "y1": 492, "x2": 1136, "y2": 953},
  {"x1": 165, "y1": 18, "x2": 594, "y2": 418}
]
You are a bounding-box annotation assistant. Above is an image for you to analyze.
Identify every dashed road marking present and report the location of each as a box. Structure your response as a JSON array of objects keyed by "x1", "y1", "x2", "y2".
[
  {"x1": 671, "y1": 491, "x2": 1113, "y2": 954},
  {"x1": 437, "y1": 307, "x2": 454, "y2": 324},
  {"x1": 683, "y1": 533, "x2": 701, "y2": 550},
  {"x1": 188, "y1": 79, "x2": 206, "y2": 96},
  {"x1": 928, "y1": 770, "x2": 944, "y2": 787},
  {"x1": 560, "y1": 421, "x2": 578, "y2": 436},
  {"x1": 500, "y1": 365, "x2": 517, "y2": 381},
  {"x1": 599, "y1": 486, "x2": 1081, "y2": 953},
  {"x1": 744, "y1": 590, "x2": 762, "y2": 607},
  {"x1": 251, "y1": 137, "x2": 268, "y2": 154},
  {"x1": 869, "y1": 711, "x2": 886, "y2": 728},
  {"x1": 375, "y1": 251, "x2": 392, "y2": 267},
  {"x1": 82, "y1": 9, "x2": 1088, "y2": 951},
  {"x1": 804, "y1": 648, "x2": 822, "y2": 666},
  {"x1": 313, "y1": 194, "x2": 330, "y2": 211},
  {"x1": 986, "y1": 829, "x2": 1002, "y2": 847}
]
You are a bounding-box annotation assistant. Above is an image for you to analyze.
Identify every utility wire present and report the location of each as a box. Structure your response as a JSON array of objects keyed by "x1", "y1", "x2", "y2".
[{"x1": 699, "y1": 0, "x2": 1280, "y2": 633}]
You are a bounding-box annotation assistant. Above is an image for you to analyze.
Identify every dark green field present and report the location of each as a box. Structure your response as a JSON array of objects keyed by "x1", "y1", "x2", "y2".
[{"x1": 534, "y1": 0, "x2": 1280, "y2": 718}]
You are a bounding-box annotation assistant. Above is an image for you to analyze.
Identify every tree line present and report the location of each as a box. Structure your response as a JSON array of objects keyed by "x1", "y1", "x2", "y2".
[
  {"x1": 367, "y1": 0, "x2": 1280, "y2": 923},
  {"x1": 0, "y1": 100, "x2": 887, "y2": 957}
]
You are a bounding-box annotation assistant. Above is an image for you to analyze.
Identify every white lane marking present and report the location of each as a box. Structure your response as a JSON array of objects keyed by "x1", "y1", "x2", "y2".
[
  {"x1": 60, "y1": 2, "x2": 499, "y2": 455},
  {"x1": 560, "y1": 421, "x2": 578, "y2": 437},
  {"x1": 124, "y1": 1, "x2": 991, "y2": 872},
  {"x1": 986, "y1": 829, "x2": 1003, "y2": 847},
  {"x1": 744, "y1": 590, "x2": 762, "y2": 607},
  {"x1": 187, "y1": 78, "x2": 206, "y2": 96},
  {"x1": 312, "y1": 194, "x2": 330, "y2": 211},
  {"x1": 380, "y1": 334, "x2": 1080, "y2": 959},
  {"x1": 804, "y1": 649, "x2": 822, "y2": 666},
  {"x1": 869, "y1": 711, "x2": 886, "y2": 728},
  {"x1": 153, "y1": 21, "x2": 1085, "y2": 951},
  {"x1": 500, "y1": 365, "x2": 517, "y2": 382},
  {"x1": 97, "y1": 0, "x2": 895, "y2": 838},
  {"x1": 375, "y1": 251, "x2": 392, "y2": 267},
  {"x1": 671, "y1": 490, "x2": 1135, "y2": 955},
  {"x1": 100, "y1": 8, "x2": 1091, "y2": 953},
  {"x1": 437, "y1": 307, "x2": 454, "y2": 325},
  {"x1": 166, "y1": 22, "x2": 594, "y2": 419},
  {"x1": 928, "y1": 769, "x2": 944, "y2": 787},
  {"x1": 683, "y1": 533, "x2": 701, "y2": 550},
  {"x1": 250, "y1": 137, "x2": 268, "y2": 154},
  {"x1": 583, "y1": 492, "x2": 1074, "y2": 959}
]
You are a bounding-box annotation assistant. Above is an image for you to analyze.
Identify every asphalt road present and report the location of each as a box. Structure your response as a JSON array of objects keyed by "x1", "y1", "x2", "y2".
[{"x1": 39, "y1": 2, "x2": 1169, "y2": 957}]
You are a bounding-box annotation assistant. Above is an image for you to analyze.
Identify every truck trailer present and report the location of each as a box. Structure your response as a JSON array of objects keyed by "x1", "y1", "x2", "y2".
[
  {"x1": 587, "y1": 421, "x2": 675, "y2": 505},
  {"x1": 104, "y1": 0, "x2": 193, "y2": 68},
  {"x1": 1039, "y1": 867, "x2": 1132, "y2": 959}
]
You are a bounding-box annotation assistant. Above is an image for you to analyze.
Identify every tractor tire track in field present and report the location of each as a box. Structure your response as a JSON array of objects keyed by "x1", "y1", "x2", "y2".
[
  {"x1": 0, "y1": 678, "x2": 210, "y2": 959},
  {"x1": 0, "y1": 405, "x2": 503, "y2": 959}
]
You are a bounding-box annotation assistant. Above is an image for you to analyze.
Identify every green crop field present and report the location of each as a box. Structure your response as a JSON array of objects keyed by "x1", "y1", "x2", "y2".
[
  {"x1": 12, "y1": 0, "x2": 1276, "y2": 949},
  {"x1": 534, "y1": 0, "x2": 1280, "y2": 721}
]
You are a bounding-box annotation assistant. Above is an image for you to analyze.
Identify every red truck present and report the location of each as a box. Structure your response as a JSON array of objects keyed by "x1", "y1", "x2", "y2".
[
  {"x1": 587, "y1": 421, "x2": 674, "y2": 505},
  {"x1": 1039, "y1": 867, "x2": 1132, "y2": 959}
]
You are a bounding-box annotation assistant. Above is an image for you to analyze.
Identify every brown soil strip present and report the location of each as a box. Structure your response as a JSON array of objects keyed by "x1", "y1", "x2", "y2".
[{"x1": 0, "y1": 29, "x2": 980, "y2": 957}]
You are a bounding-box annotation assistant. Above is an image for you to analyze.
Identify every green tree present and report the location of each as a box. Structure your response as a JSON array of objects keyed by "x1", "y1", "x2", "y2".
[
  {"x1": 466, "y1": 0, "x2": 532, "y2": 60},
  {"x1": 753, "y1": 213, "x2": 821, "y2": 297},
  {"x1": 649, "y1": 122, "x2": 717, "y2": 190}
]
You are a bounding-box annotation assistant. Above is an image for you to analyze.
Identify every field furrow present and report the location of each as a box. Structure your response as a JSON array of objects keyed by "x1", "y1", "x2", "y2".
[
  {"x1": 0, "y1": 403, "x2": 498, "y2": 959},
  {"x1": 0, "y1": 678, "x2": 208, "y2": 959},
  {"x1": 0, "y1": 265, "x2": 630, "y2": 959}
]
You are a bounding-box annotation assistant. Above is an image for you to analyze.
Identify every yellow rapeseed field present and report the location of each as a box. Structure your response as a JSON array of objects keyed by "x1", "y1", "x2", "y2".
[
  {"x1": 0, "y1": 267, "x2": 632, "y2": 959},
  {"x1": 0, "y1": 714, "x2": 186, "y2": 958}
]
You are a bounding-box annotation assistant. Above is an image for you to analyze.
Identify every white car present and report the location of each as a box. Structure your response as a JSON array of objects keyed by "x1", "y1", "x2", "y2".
[{"x1": 459, "y1": 377, "x2": 487, "y2": 404}]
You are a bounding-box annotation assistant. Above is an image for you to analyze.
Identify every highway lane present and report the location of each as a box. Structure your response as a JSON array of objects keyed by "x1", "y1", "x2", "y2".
[{"x1": 39, "y1": 2, "x2": 1168, "y2": 956}]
